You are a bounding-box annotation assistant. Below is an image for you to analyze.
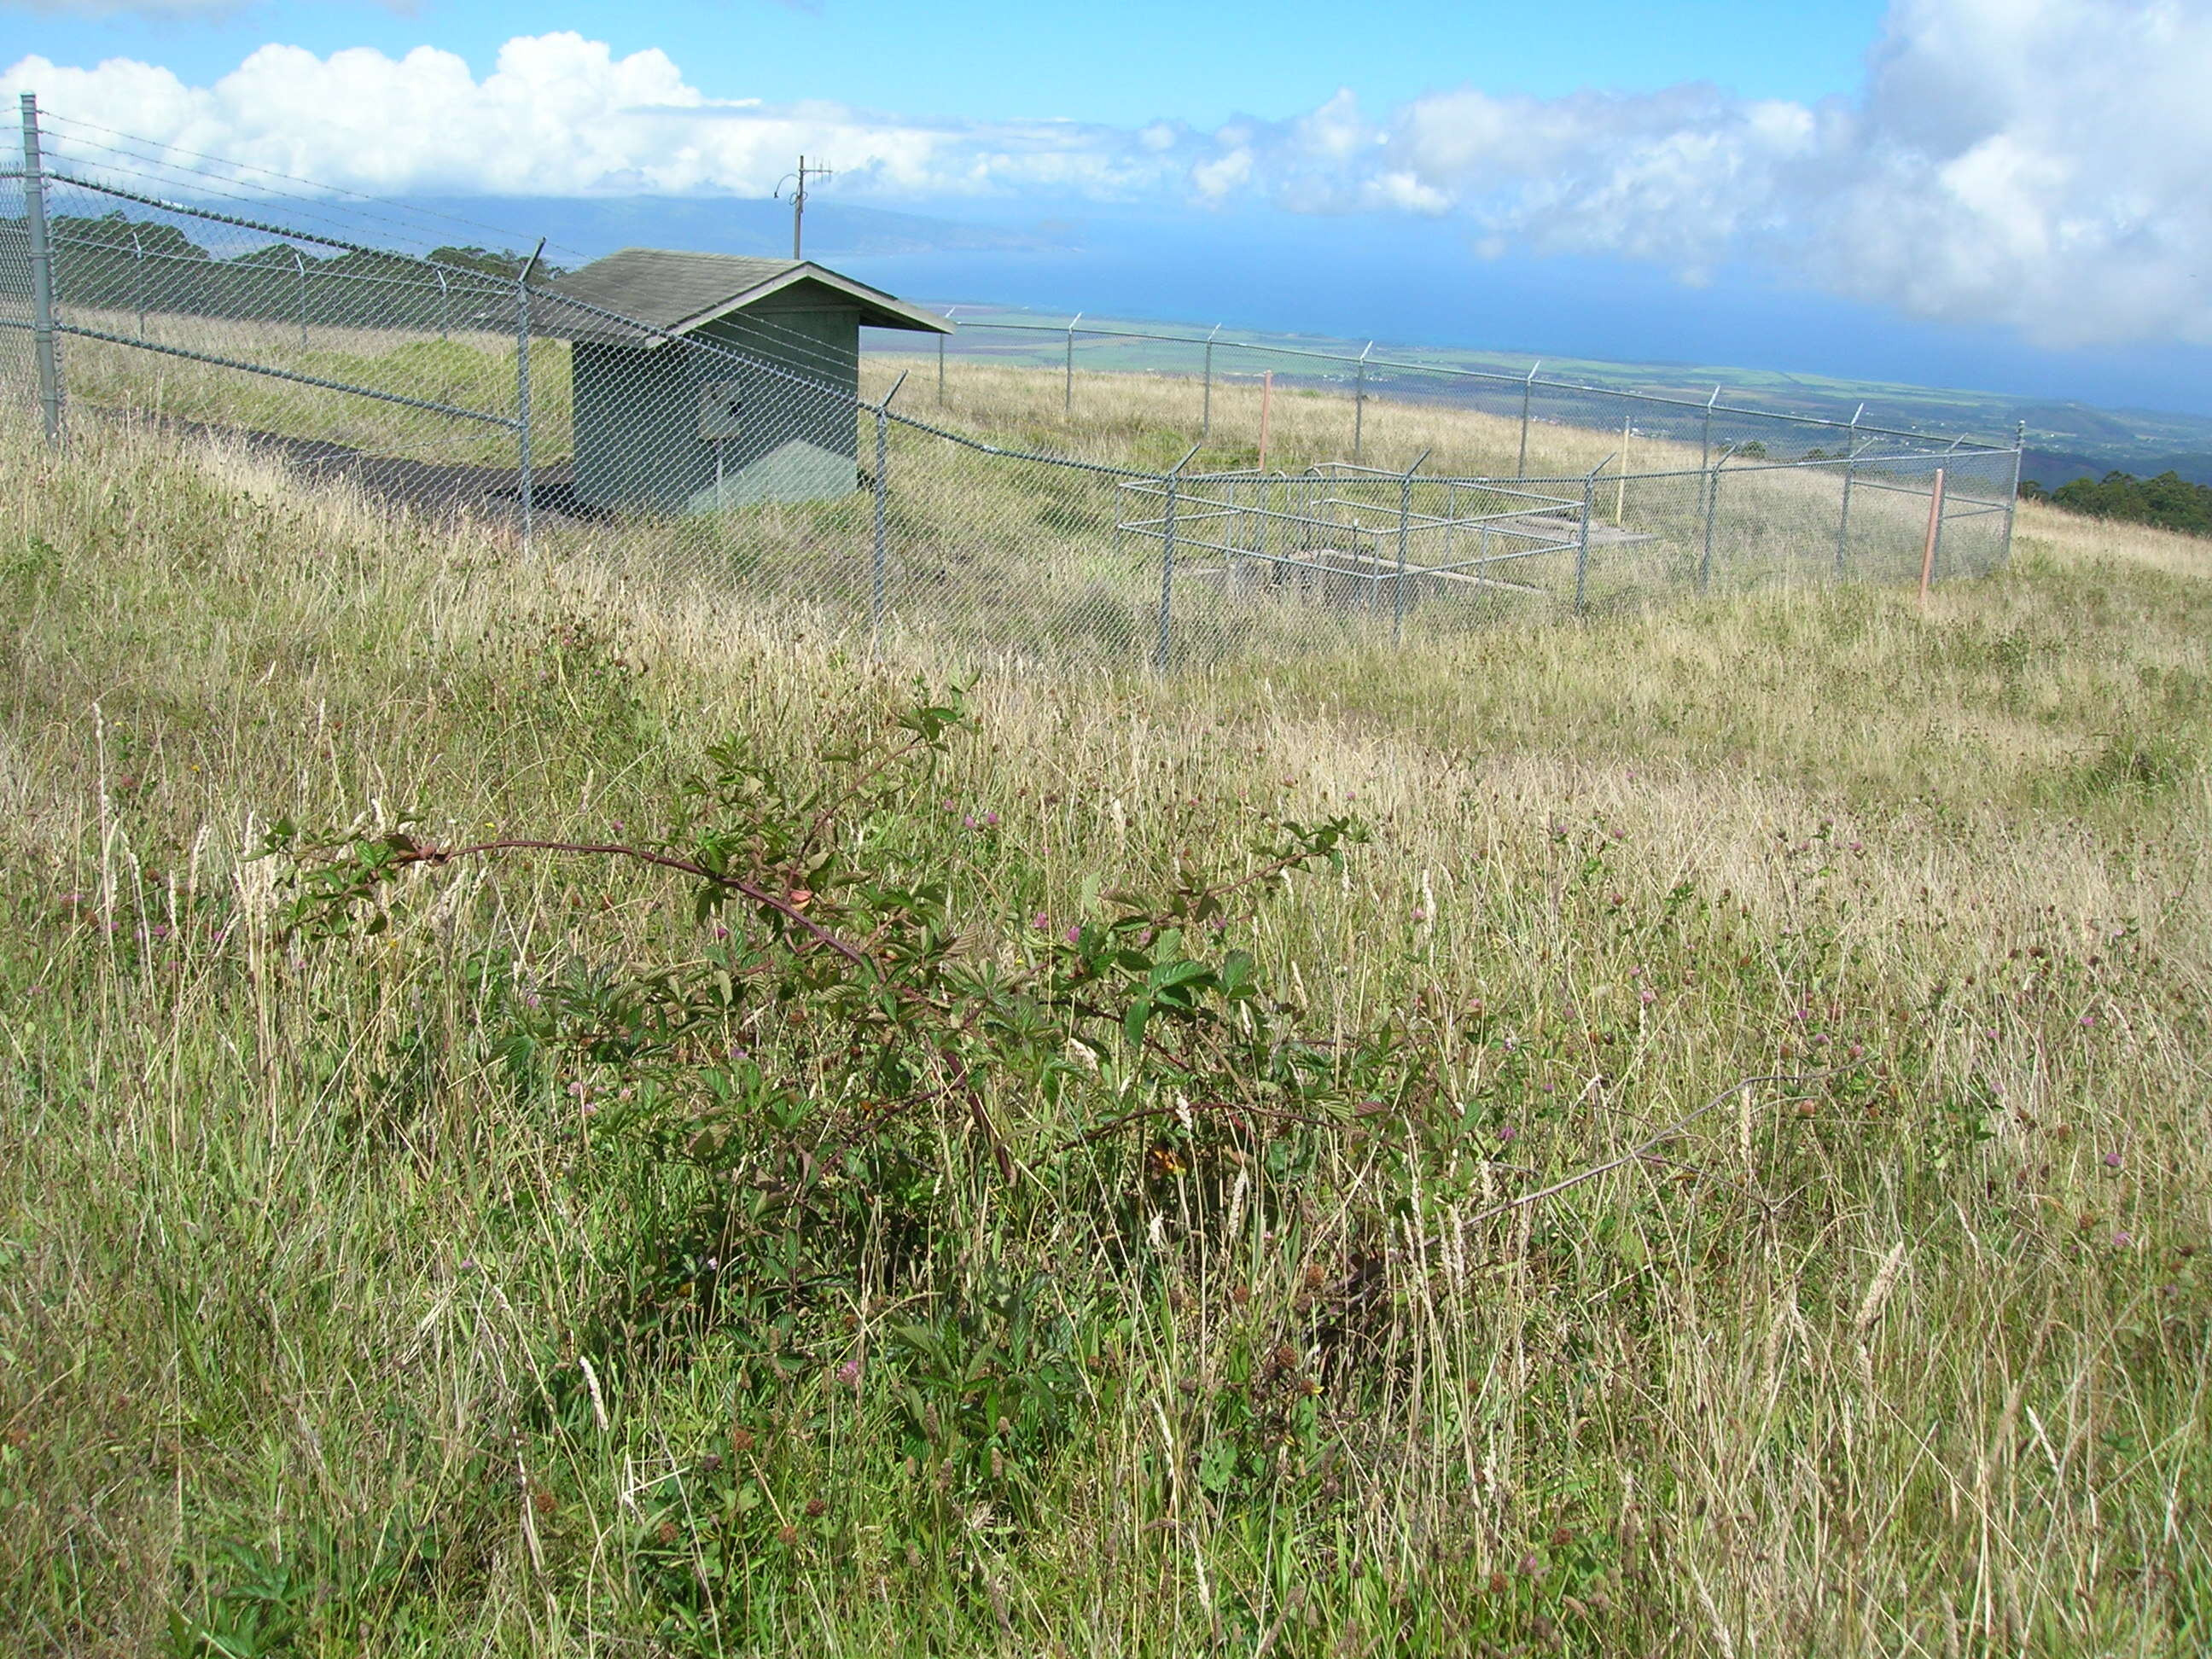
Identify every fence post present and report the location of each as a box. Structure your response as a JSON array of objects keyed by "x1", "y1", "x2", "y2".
[
  {"x1": 1575, "y1": 464, "x2": 1597, "y2": 615},
  {"x1": 1516, "y1": 361, "x2": 1539, "y2": 476},
  {"x1": 1201, "y1": 322, "x2": 1221, "y2": 439},
  {"x1": 435, "y1": 266, "x2": 450, "y2": 342},
  {"x1": 515, "y1": 238, "x2": 544, "y2": 553},
  {"x1": 1918, "y1": 467, "x2": 1947, "y2": 612},
  {"x1": 1393, "y1": 449, "x2": 1429, "y2": 643},
  {"x1": 1156, "y1": 470, "x2": 1179, "y2": 671},
  {"x1": 1353, "y1": 340, "x2": 1372, "y2": 461},
  {"x1": 19, "y1": 92, "x2": 64, "y2": 449},
  {"x1": 871, "y1": 371, "x2": 905, "y2": 649},
  {"x1": 1834, "y1": 405, "x2": 1862, "y2": 579},
  {"x1": 1932, "y1": 468, "x2": 1947, "y2": 580},
  {"x1": 937, "y1": 306, "x2": 955, "y2": 405},
  {"x1": 1615, "y1": 410, "x2": 1630, "y2": 526},
  {"x1": 1257, "y1": 370, "x2": 1273, "y2": 472},
  {"x1": 871, "y1": 405, "x2": 891, "y2": 645},
  {"x1": 2001, "y1": 421, "x2": 2025, "y2": 568},
  {"x1": 290, "y1": 247, "x2": 309, "y2": 349},
  {"x1": 1700, "y1": 445, "x2": 1734, "y2": 592},
  {"x1": 1699, "y1": 386, "x2": 1720, "y2": 474},
  {"x1": 1273, "y1": 474, "x2": 1286, "y2": 568},
  {"x1": 1064, "y1": 311, "x2": 1082, "y2": 416},
  {"x1": 130, "y1": 224, "x2": 147, "y2": 336},
  {"x1": 1155, "y1": 445, "x2": 1200, "y2": 671}
]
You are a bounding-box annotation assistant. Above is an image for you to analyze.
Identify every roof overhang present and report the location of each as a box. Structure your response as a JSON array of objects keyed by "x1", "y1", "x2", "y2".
[
  {"x1": 548, "y1": 262, "x2": 956, "y2": 350},
  {"x1": 672, "y1": 264, "x2": 955, "y2": 340}
]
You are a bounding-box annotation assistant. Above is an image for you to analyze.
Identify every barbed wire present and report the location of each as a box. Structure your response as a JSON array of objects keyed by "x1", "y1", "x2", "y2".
[
  {"x1": 6, "y1": 102, "x2": 2022, "y2": 671},
  {"x1": 32, "y1": 126, "x2": 915, "y2": 389},
  {"x1": 38, "y1": 111, "x2": 593, "y2": 265}
]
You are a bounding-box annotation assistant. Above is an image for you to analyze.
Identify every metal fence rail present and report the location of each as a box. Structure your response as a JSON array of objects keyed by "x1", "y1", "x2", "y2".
[
  {"x1": 903, "y1": 315, "x2": 2017, "y2": 471},
  {"x1": 3, "y1": 93, "x2": 2023, "y2": 673}
]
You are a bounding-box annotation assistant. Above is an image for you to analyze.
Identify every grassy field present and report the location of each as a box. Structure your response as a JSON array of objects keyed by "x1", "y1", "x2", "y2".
[
  {"x1": 37, "y1": 320, "x2": 2013, "y2": 676},
  {"x1": 877, "y1": 307, "x2": 2212, "y2": 484},
  {"x1": 51, "y1": 307, "x2": 1726, "y2": 474},
  {"x1": 1, "y1": 389, "x2": 2208, "y2": 1656}
]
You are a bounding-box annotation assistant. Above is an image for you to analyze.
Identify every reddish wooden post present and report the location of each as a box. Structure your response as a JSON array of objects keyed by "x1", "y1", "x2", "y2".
[{"x1": 1918, "y1": 468, "x2": 1947, "y2": 612}]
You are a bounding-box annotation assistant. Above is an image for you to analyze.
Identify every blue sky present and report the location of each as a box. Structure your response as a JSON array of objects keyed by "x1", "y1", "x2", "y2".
[
  {"x1": 12, "y1": 0, "x2": 1895, "y2": 125},
  {"x1": 8, "y1": 0, "x2": 2212, "y2": 417}
]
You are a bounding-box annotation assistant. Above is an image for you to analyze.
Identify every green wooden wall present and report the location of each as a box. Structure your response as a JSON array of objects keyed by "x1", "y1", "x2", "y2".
[{"x1": 571, "y1": 299, "x2": 863, "y2": 514}]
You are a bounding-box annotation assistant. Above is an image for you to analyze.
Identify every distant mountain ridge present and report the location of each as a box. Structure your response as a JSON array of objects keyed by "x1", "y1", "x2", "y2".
[
  {"x1": 145, "y1": 186, "x2": 2212, "y2": 482},
  {"x1": 2022, "y1": 449, "x2": 2212, "y2": 491},
  {"x1": 401, "y1": 195, "x2": 1079, "y2": 264}
]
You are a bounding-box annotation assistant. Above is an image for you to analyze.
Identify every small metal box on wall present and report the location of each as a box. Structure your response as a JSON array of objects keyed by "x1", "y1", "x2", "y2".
[
  {"x1": 540, "y1": 248, "x2": 952, "y2": 514},
  {"x1": 698, "y1": 381, "x2": 747, "y2": 439}
]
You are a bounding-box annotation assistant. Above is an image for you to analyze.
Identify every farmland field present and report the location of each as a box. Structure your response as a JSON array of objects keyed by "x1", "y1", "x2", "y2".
[{"x1": 0, "y1": 375, "x2": 2207, "y2": 1656}]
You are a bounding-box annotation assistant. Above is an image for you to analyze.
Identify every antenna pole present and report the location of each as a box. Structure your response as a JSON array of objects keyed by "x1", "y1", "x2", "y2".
[{"x1": 789, "y1": 154, "x2": 834, "y2": 259}]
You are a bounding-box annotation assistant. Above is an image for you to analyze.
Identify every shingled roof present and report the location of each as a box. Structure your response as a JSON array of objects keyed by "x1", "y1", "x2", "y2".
[{"x1": 539, "y1": 248, "x2": 952, "y2": 346}]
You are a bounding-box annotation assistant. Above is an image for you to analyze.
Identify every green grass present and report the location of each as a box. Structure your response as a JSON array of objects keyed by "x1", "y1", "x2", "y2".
[
  {"x1": 54, "y1": 313, "x2": 562, "y2": 468},
  {"x1": 2, "y1": 405, "x2": 2209, "y2": 1656}
]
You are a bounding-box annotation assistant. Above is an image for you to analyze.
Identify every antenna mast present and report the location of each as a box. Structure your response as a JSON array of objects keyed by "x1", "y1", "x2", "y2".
[{"x1": 777, "y1": 155, "x2": 835, "y2": 260}]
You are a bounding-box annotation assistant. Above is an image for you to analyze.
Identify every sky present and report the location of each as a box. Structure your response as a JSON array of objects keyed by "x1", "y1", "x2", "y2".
[
  {"x1": 7, "y1": 0, "x2": 2212, "y2": 416},
  {"x1": 4, "y1": 0, "x2": 1897, "y2": 125}
]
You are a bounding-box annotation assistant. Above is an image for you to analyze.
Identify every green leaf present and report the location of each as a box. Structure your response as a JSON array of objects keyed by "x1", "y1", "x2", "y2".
[
  {"x1": 1123, "y1": 997, "x2": 1152, "y2": 1050},
  {"x1": 1196, "y1": 1438, "x2": 1240, "y2": 1493},
  {"x1": 1148, "y1": 958, "x2": 1209, "y2": 992}
]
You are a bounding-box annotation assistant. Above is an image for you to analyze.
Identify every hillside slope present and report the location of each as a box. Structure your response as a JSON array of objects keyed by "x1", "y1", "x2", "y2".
[{"x1": 2, "y1": 408, "x2": 2208, "y2": 1656}]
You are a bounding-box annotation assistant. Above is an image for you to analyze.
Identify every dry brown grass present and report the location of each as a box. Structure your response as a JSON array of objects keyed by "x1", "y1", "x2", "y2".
[
  {"x1": 0, "y1": 394, "x2": 2206, "y2": 1656},
  {"x1": 2017, "y1": 494, "x2": 2212, "y2": 579}
]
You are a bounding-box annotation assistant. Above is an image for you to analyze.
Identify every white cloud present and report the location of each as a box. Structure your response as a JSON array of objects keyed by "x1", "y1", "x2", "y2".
[
  {"x1": 1364, "y1": 0, "x2": 2212, "y2": 347},
  {"x1": 1292, "y1": 89, "x2": 1372, "y2": 161},
  {"x1": 1802, "y1": 0, "x2": 2212, "y2": 346},
  {"x1": 1190, "y1": 147, "x2": 1253, "y2": 201},
  {"x1": 1360, "y1": 171, "x2": 1448, "y2": 215},
  {"x1": 8, "y1": 0, "x2": 2210, "y2": 347},
  {"x1": 3, "y1": 33, "x2": 1180, "y2": 202}
]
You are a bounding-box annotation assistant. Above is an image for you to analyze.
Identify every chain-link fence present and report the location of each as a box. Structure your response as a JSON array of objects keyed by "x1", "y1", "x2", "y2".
[
  {"x1": 911, "y1": 311, "x2": 2021, "y2": 476},
  {"x1": 3, "y1": 95, "x2": 2022, "y2": 671}
]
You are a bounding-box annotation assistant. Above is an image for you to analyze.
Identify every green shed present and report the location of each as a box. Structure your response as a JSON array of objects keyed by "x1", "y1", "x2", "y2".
[{"x1": 539, "y1": 248, "x2": 952, "y2": 515}]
